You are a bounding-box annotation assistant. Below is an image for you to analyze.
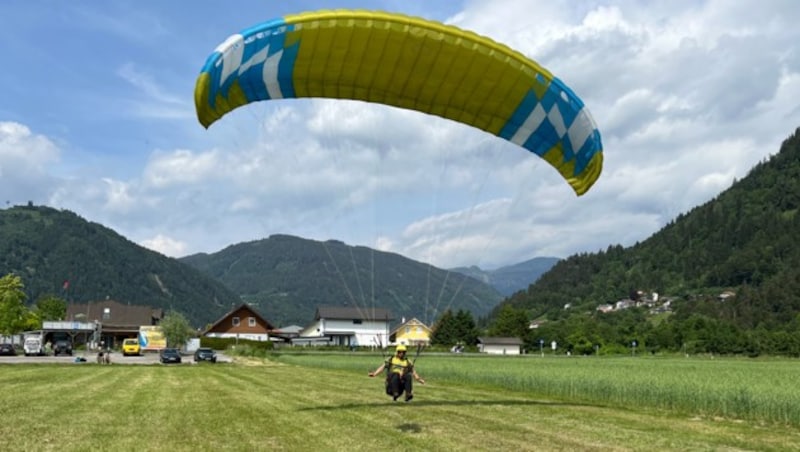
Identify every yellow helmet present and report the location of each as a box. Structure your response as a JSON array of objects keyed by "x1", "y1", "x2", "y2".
[{"x1": 396, "y1": 345, "x2": 407, "y2": 352}]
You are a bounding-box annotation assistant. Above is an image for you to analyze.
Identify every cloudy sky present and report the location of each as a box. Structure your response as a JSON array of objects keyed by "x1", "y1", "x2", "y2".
[{"x1": 1, "y1": 0, "x2": 798, "y2": 270}]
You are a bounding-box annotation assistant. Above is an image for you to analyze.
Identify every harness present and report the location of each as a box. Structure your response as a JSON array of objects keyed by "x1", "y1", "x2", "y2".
[
  {"x1": 384, "y1": 355, "x2": 410, "y2": 394},
  {"x1": 384, "y1": 345, "x2": 423, "y2": 385},
  {"x1": 386, "y1": 356, "x2": 412, "y2": 376}
]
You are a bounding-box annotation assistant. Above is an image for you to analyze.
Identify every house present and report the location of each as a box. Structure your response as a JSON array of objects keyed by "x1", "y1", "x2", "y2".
[
  {"x1": 477, "y1": 336, "x2": 523, "y2": 355},
  {"x1": 267, "y1": 325, "x2": 304, "y2": 346},
  {"x1": 66, "y1": 299, "x2": 163, "y2": 348},
  {"x1": 272, "y1": 325, "x2": 303, "y2": 339},
  {"x1": 615, "y1": 299, "x2": 635, "y2": 310},
  {"x1": 203, "y1": 303, "x2": 276, "y2": 342},
  {"x1": 529, "y1": 320, "x2": 546, "y2": 329},
  {"x1": 596, "y1": 304, "x2": 614, "y2": 313},
  {"x1": 389, "y1": 318, "x2": 431, "y2": 346},
  {"x1": 298, "y1": 306, "x2": 393, "y2": 347}
]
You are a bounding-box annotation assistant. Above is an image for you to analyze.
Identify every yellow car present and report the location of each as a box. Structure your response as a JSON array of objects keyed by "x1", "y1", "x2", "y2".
[{"x1": 122, "y1": 338, "x2": 141, "y2": 356}]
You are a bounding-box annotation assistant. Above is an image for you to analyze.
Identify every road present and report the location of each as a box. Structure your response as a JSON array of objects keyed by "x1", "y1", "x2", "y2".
[{"x1": 0, "y1": 351, "x2": 232, "y2": 365}]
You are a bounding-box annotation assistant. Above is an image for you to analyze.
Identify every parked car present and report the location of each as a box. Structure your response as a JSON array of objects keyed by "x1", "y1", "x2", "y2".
[
  {"x1": 193, "y1": 348, "x2": 217, "y2": 363},
  {"x1": 122, "y1": 338, "x2": 141, "y2": 356},
  {"x1": 159, "y1": 348, "x2": 182, "y2": 364},
  {"x1": 53, "y1": 339, "x2": 73, "y2": 356},
  {"x1": 0, "y1": 343, "x2": 16, "y2": 356}
]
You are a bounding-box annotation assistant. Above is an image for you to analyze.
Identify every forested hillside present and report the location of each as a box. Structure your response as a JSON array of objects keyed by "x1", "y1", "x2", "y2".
[
  {"x1": 496, "y1": 127, "x2": 800, "y2": 356},
  {"x1": 0, "y1": 205, "x2": 240, "y2": 326},
  {"x1": 0, "y1": 205, "x2": 502, "y2": 330},
  {"x1": 181, "y1": 234, "x2": 503, "y2": 326}
]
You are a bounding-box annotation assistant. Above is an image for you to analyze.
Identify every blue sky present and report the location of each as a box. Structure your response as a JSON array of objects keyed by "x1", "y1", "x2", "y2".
[{"x1": 1, "y1": 0, "x2": 799, "y2": 269}]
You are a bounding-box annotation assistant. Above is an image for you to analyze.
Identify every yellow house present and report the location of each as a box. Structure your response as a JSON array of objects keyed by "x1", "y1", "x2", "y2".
[{"x1": 390, "y1": 318, "x2": 431, "y2": 346}]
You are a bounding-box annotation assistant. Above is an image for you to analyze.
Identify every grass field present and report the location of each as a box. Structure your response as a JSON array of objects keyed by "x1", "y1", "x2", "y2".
[
  {"x1": 1, "y1": 355, "x2": 798, "y2": 451},
  {"x1": 273, "y1": 352, "x2": 800, "y2": 425}
]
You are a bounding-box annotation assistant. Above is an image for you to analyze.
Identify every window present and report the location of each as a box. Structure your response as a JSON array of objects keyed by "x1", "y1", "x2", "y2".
[
  {"x1": 353, "y1": 319, "x2": 362, "y2": 324},
  {"x1": 405, "y1": 327, "x2": 410, "y2": 334},
  {"x1": 232, "y1": 317, "x2": 240, "y2": 327},
  {"x1": 248, "y1": 317, "x2": 256, "y2": 327}
]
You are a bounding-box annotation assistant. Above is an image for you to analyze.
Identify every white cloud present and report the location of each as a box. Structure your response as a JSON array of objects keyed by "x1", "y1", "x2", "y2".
[
  {"x1": 117, "y1": 63, "x2": 182, "y2": 105},
  {"x1": 101, "y1": 178, "x2": 137, "y2": 213},
  {"x1": 0, "y1": 122, "x2": 59, "y2": 163},
  {"x1": 71, "y1": 3, "x2": 169, "y2": 44},
  {"x1": 143, "y1": 149, "x2": 222, "y2": 188},
  {"x1": 3, "y1": 1, "x2": 800, "y2": 271},
  {"x1": 0, "y1": 121, "x2": 60, "y2": 205},
  {"x1": 116, "y1": 63, "x2": 193, "y2": 120},
  {"x1": 140, "y1": 234, "x2": 187, "y2": 257}
]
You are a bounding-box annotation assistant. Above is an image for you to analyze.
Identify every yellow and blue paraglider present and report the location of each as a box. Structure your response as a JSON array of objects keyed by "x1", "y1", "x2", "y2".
[{"x1": 195, "y1": 10, "x2": 603, "y2": 195}]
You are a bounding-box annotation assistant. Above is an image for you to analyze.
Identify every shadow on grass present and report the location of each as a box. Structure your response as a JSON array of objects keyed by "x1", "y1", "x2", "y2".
[
  {"x1": 397, "y1": 423, "x2": 422, "y2": 433},
  {"x1": 298, "y1": 398, "x2": 592, "y2": 411}
]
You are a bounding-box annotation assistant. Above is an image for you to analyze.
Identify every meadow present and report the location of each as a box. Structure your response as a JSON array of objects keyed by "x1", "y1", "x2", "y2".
[
  {"x1": 1, "y1": 354, "x2": 798, "y2": 451},
  {"x1": 273, "y1": 352, "x2": 800, "y2": 425}
]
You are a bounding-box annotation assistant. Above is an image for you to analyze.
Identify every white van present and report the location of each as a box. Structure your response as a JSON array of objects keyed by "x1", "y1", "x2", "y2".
[{"x1": 23, "y1": 332, "x2": 45, "y2": 356}]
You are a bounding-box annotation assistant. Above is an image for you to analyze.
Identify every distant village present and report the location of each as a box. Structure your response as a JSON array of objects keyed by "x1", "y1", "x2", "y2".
[
  {"x1": 8, "y1": 288, "x2": 738, "y2": 359},
  {"x1": 11, "y1": 299, "x2": 524, "y2": 357},
  {"x1": 593, "y1": 289, "x2": 734, "y2": 316},
  {"x1": 525, "y1": 289, "x2": 739, "y2": 331},
  {"x1": 594, "y1": 291, "x2": 673, "y2": 315}
]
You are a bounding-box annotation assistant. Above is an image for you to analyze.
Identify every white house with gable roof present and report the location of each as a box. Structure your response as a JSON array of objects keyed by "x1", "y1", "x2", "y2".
[{"x1": 297, "y1": 306, "x2": 394, "y2": 347}]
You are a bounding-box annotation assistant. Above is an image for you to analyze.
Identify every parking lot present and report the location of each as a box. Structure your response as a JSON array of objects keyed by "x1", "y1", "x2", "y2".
[{"x1": 0, "y1": 350, "x2": 231, "y2": 365}]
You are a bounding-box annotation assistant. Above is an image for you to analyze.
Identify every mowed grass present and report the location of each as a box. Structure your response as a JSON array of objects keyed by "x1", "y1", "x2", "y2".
[{"x1": 0, "y1": 357, "x2": 797, "y2": 451}]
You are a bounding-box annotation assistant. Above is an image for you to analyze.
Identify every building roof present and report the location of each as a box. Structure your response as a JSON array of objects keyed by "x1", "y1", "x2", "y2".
[
  {"x1": 390, "y1": 317, "x2": 431, "y2": 336},
  {"x1": 477, "y1": 336, "x2": 524, "y2": 346},
  {"x1": 315, "y1": 306, "x2": 394, "y2": 321},
  {"x1": 66, "y1": 300, "x2": 163, "y2": 327},
  {"x1": 275, "y1": 325, "x2": 303, "y2": 334},
  {"x1": 204, "y1": 303, "x2": 275, "y2": 333}
]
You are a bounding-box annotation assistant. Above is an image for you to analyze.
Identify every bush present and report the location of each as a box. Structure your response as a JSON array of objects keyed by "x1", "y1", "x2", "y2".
[{"x1": 200, "y1": 337, "x2": 274, "y2": 352}]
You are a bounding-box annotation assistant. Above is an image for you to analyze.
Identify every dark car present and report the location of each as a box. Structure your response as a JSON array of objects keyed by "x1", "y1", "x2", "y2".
[
  {"x1": 159, "y1": 348, "x2": 182, "y2": 364},
  {"x1": 193, "y1": 348, "x2": 217, "y2": 363},
  {"x1": 53, "y1": 340, "x2": 73, "y2": 356},
  {"x1": 0, "y1": 343, "x2": 16, "y2": 356}
]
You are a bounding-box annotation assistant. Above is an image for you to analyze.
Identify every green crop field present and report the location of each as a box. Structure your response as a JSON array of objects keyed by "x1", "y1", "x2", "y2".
[
  {"x1": 1, "y1": 355, "x2": 798, "y2": 451},
  {"x1": 273, "y1": 353, "x2": 800, "y2": 426}
]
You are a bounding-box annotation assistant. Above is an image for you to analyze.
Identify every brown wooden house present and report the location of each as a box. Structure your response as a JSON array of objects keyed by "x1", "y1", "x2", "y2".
[
  {"x1": 203, "y1": 303, "x2": 276, "y2": 342},
  {"x1": 66, "y1": 299, "x2": 163, "y2": 348}
]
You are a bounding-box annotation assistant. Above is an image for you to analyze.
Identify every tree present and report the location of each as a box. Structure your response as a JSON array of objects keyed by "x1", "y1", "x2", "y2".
[
  {"x1": 453, "y1": 310, "x2": 479, "y2": 346},
  {"x1": 431, "y1": 309, "x2": 481, "y2": 347},
  {"x1": 430, "y1": 310, "x2": 457, "y2": 346},
  {"x1": 0, "y1": 274, "x2": 29, "y2": 337},
  {"x1": 160, "y1": 311, "x2": 193, "y2": 348},
  {"x1": 487, "y1": 304, "x2": 529, "y2": 338},
  {"x1": 34, "y1": 294, "x2": 67, "y2": 321}
]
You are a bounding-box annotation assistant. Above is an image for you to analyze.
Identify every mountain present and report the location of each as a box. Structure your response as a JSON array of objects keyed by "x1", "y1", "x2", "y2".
[
  {"x1": 0, "y1": 205, "x2": 240, "y2": 327},
  {"x1": 497, "y1": 126, "x2": 800, "y2": 355},
  {"x1": 180, "y1": 234, "x2": 504, "y2": 327},
  {"x1": 450, "y1": 257, "x2": 560, "y2": 296}
]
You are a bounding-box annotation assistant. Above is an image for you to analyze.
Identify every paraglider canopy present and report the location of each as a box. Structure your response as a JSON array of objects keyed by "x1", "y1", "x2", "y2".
[{"x1": 195, "y1": 9, "x2": 603, "y2": 195}]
